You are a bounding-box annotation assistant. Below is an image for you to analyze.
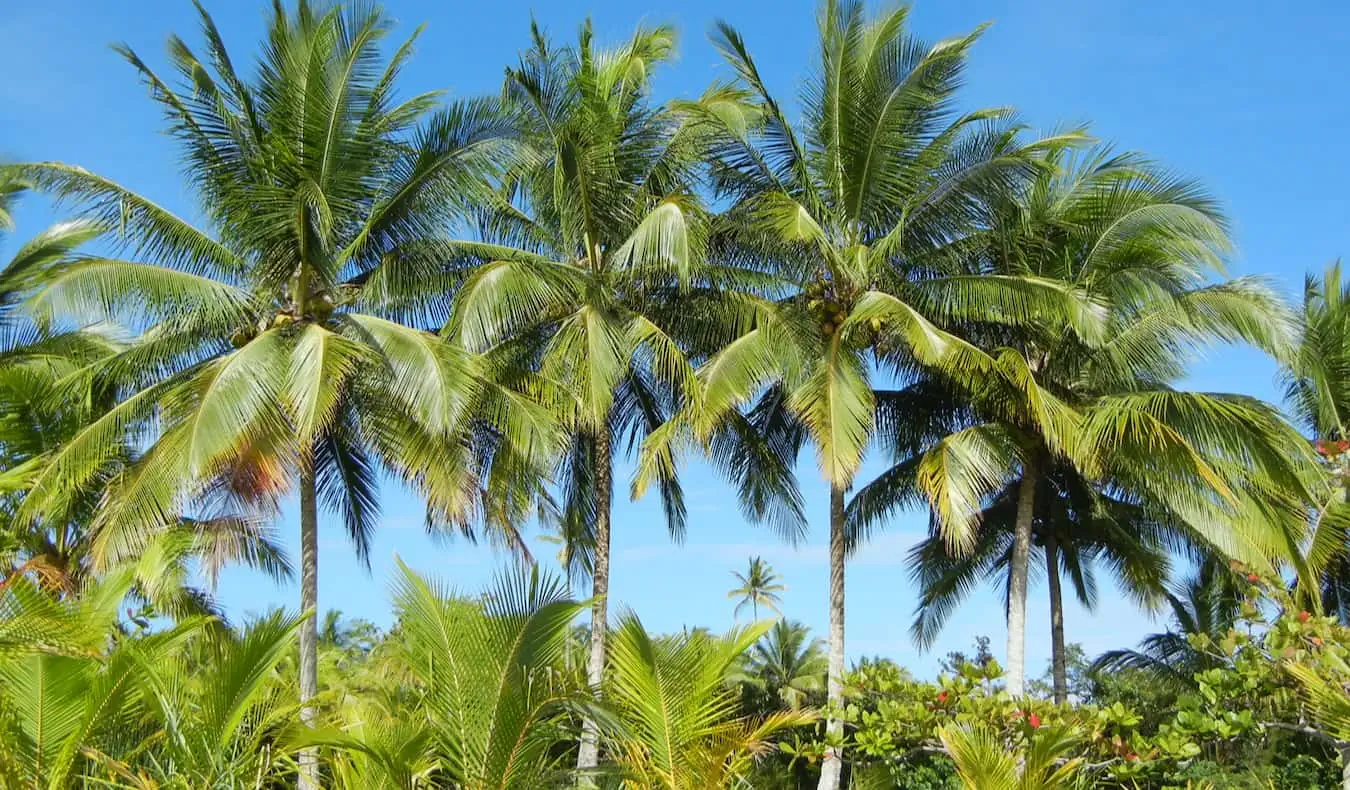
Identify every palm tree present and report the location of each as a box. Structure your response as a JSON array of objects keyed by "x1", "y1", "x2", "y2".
[
  {"x1": 1090, "y1": 556, "x2": 1243, "y2": 690},
  {"x1": 10, "y1": 6, "x2": 551, "y2": 786},
  {"x1": 1280, "y1": 262, "x2": 1350, "y2": 618},
  {"x1": 849, "y1": 146, "x2": 1315, "y2": 698},
  {"x1": 604, "y1": 613, "x2": 815, "y2": 789},
  {"x1": 728, "y1": 556, "x2": 786, "y2": 620},
  {"x1": 1283, "y1": 262, "x2": 1350, "y2": 442},
  {"x1": 442, "y1": 20, "x2": 755, "y2": 772},
  {"x1": 638, "y1": 7, "x2": 1099, "y2": 785},
  {"x1": 740, "y1": 618, "x2": 826, "y2": 711},
  {"x1": 905, "y1": 464, "x2": 1173, "y2": 704}
]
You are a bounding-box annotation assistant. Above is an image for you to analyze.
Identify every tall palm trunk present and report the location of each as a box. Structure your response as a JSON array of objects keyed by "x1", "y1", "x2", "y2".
[
  {"x1": 1045, "y1": 533, "x2": 1067, "y2": 704},
  {"x1": 576, "y1": 427, "x2": 613, "y2": 778},
  {"x1": 1007, "y1": 462, "x2": 1039, "y2": 698},
  {"x1": 817, "y1": 483, "x2": 847, "y2": 790},
  {"x1": 297, "y1": 455, "x2": 320, "y2": 790}
]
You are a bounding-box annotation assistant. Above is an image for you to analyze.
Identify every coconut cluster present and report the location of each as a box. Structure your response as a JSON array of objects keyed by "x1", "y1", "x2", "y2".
[
  {"x1": 803, "y1": 280, "x2": 849, "y2": 336},
  {"x1": 229, "y1": 290, "x2": 342, "y2": 347}
]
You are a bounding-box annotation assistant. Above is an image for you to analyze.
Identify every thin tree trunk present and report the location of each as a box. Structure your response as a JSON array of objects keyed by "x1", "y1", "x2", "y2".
[
  {"x1": 1007, "y1": 461, "x2": 1039, "y2": 698},
  {"x1": 297, "y1": 455, "x2": 320, "y2": 790},
  {"x1": 816, "y1": 483, "x2": 847, "y2": 790},
  {"x1": 576, "y1": 427, "x2": 612, "y2": 780},
  {"x1": 1340, "y1": 743, "x2": 1350, "y2": 790},
  {"x1": 1046, "y1": 533, "x2": 1067, "y2": 705}
]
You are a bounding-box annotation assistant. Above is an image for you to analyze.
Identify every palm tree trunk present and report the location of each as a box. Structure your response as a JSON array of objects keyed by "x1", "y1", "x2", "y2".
[
  {"x1": 576, "y1": 427, "x2": 613, "y2": 779},
  {"x1": 297, "y1": 455, "x2": 320, "y2": 790},
  {"x1": 1046, "y1": 533, "x2": 1067, "y2": 705},
  {"x1": 1007, "y1": 461, "x2": 1039, "y2": 698},
  {"x1": 817, "y1": 483, "x2": 847, "y2": 790}
]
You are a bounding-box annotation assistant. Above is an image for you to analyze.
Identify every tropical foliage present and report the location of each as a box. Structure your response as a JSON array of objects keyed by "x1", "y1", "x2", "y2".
[{"x1": 1, "y1": 0, "x2": 1347, "y2": 788}]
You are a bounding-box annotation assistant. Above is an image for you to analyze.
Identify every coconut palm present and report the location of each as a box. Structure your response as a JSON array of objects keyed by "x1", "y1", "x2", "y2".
[
  {"x1": 1283, "y1": 262, "x2": 1350, "y2": 442},
  {"x1": 1279, "y1": 262, "x2": 1350, "y2": 619},
  {"x1": 905, "y1": 464, "x2": 1173, "y2": 703},
  {"x1": 1090, "y1": 556, "x2": 1243, "y2": 690},
  {"x1": 848, "y1": 146, "x2": 1315, "y2": 697},
  {"x1": 10, "y1": 6, "x2": 553, "y2": 786},
  {"x1": 441, "y1": 20, "x2": 759, "y2": 772},
  {"x1": 739, "y1": 618, "x2": 826, "y2": 711},
  {"x1": 728, "y1": 556, "x2": 786, "y2": 620},
  {"x1": 604, "y1": 613, "x2": 816, "y2": 789},
  {"x1": 637, "y1": 6, "x2": 1100, "y2": 785}
]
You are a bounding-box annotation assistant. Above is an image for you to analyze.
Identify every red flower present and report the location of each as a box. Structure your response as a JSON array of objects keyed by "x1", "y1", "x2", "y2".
[
  {"x1": 1298, "y1": 611, "x2": 1311, "y2": 623},
  {"x1": 1247, "y1": 573, "x2": 1261, "y2": 583},
  {"x1": 936, "y1": 691, "x2": 949, "y2": 704},
  {"x1": 1125, "y1": 752, "x2": 1139, "y2": 761},
  {"x1": 1028, "y1": 712, "x2": 1041, "y2": 728},
  {"x1": 1312, "y1": 637, "x2": 1324, "y2": 647},
  {"x1": 1337, "y1": 440, "x2": 1349, "y2": 453},
  {"x1": 1316, "y1": 439, "x2": 1330, "y2": 456}
]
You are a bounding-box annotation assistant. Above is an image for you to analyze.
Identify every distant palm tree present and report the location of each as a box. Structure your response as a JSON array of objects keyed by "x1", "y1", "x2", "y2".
[
  {"x1": 740, "y1": 619, "x2": 826, "y2": 710},
  {"x1": 1090, "y1": 557, "x2": 1243, "y2": 690},
  {"x1": 728, "y1": 556, "x2": 786, "y2": 620},
  {"x1": 12, "y1": 8, "x2": 550, "y2": 787}
]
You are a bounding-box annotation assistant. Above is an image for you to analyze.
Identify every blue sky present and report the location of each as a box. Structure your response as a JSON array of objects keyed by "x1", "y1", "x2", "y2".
[{"x1": 3, "y1": 0, "x2": 1349, "y2": 678}]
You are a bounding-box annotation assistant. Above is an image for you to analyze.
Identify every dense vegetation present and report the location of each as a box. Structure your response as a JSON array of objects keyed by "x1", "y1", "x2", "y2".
[{"x1": 1, "y1": 0, "x2": 1348, "y2": 787}]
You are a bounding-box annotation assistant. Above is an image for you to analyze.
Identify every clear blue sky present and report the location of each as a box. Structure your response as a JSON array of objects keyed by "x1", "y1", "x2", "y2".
[{"x1": 3, "y1": 0, "x2": 1349, "y2": 678}]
